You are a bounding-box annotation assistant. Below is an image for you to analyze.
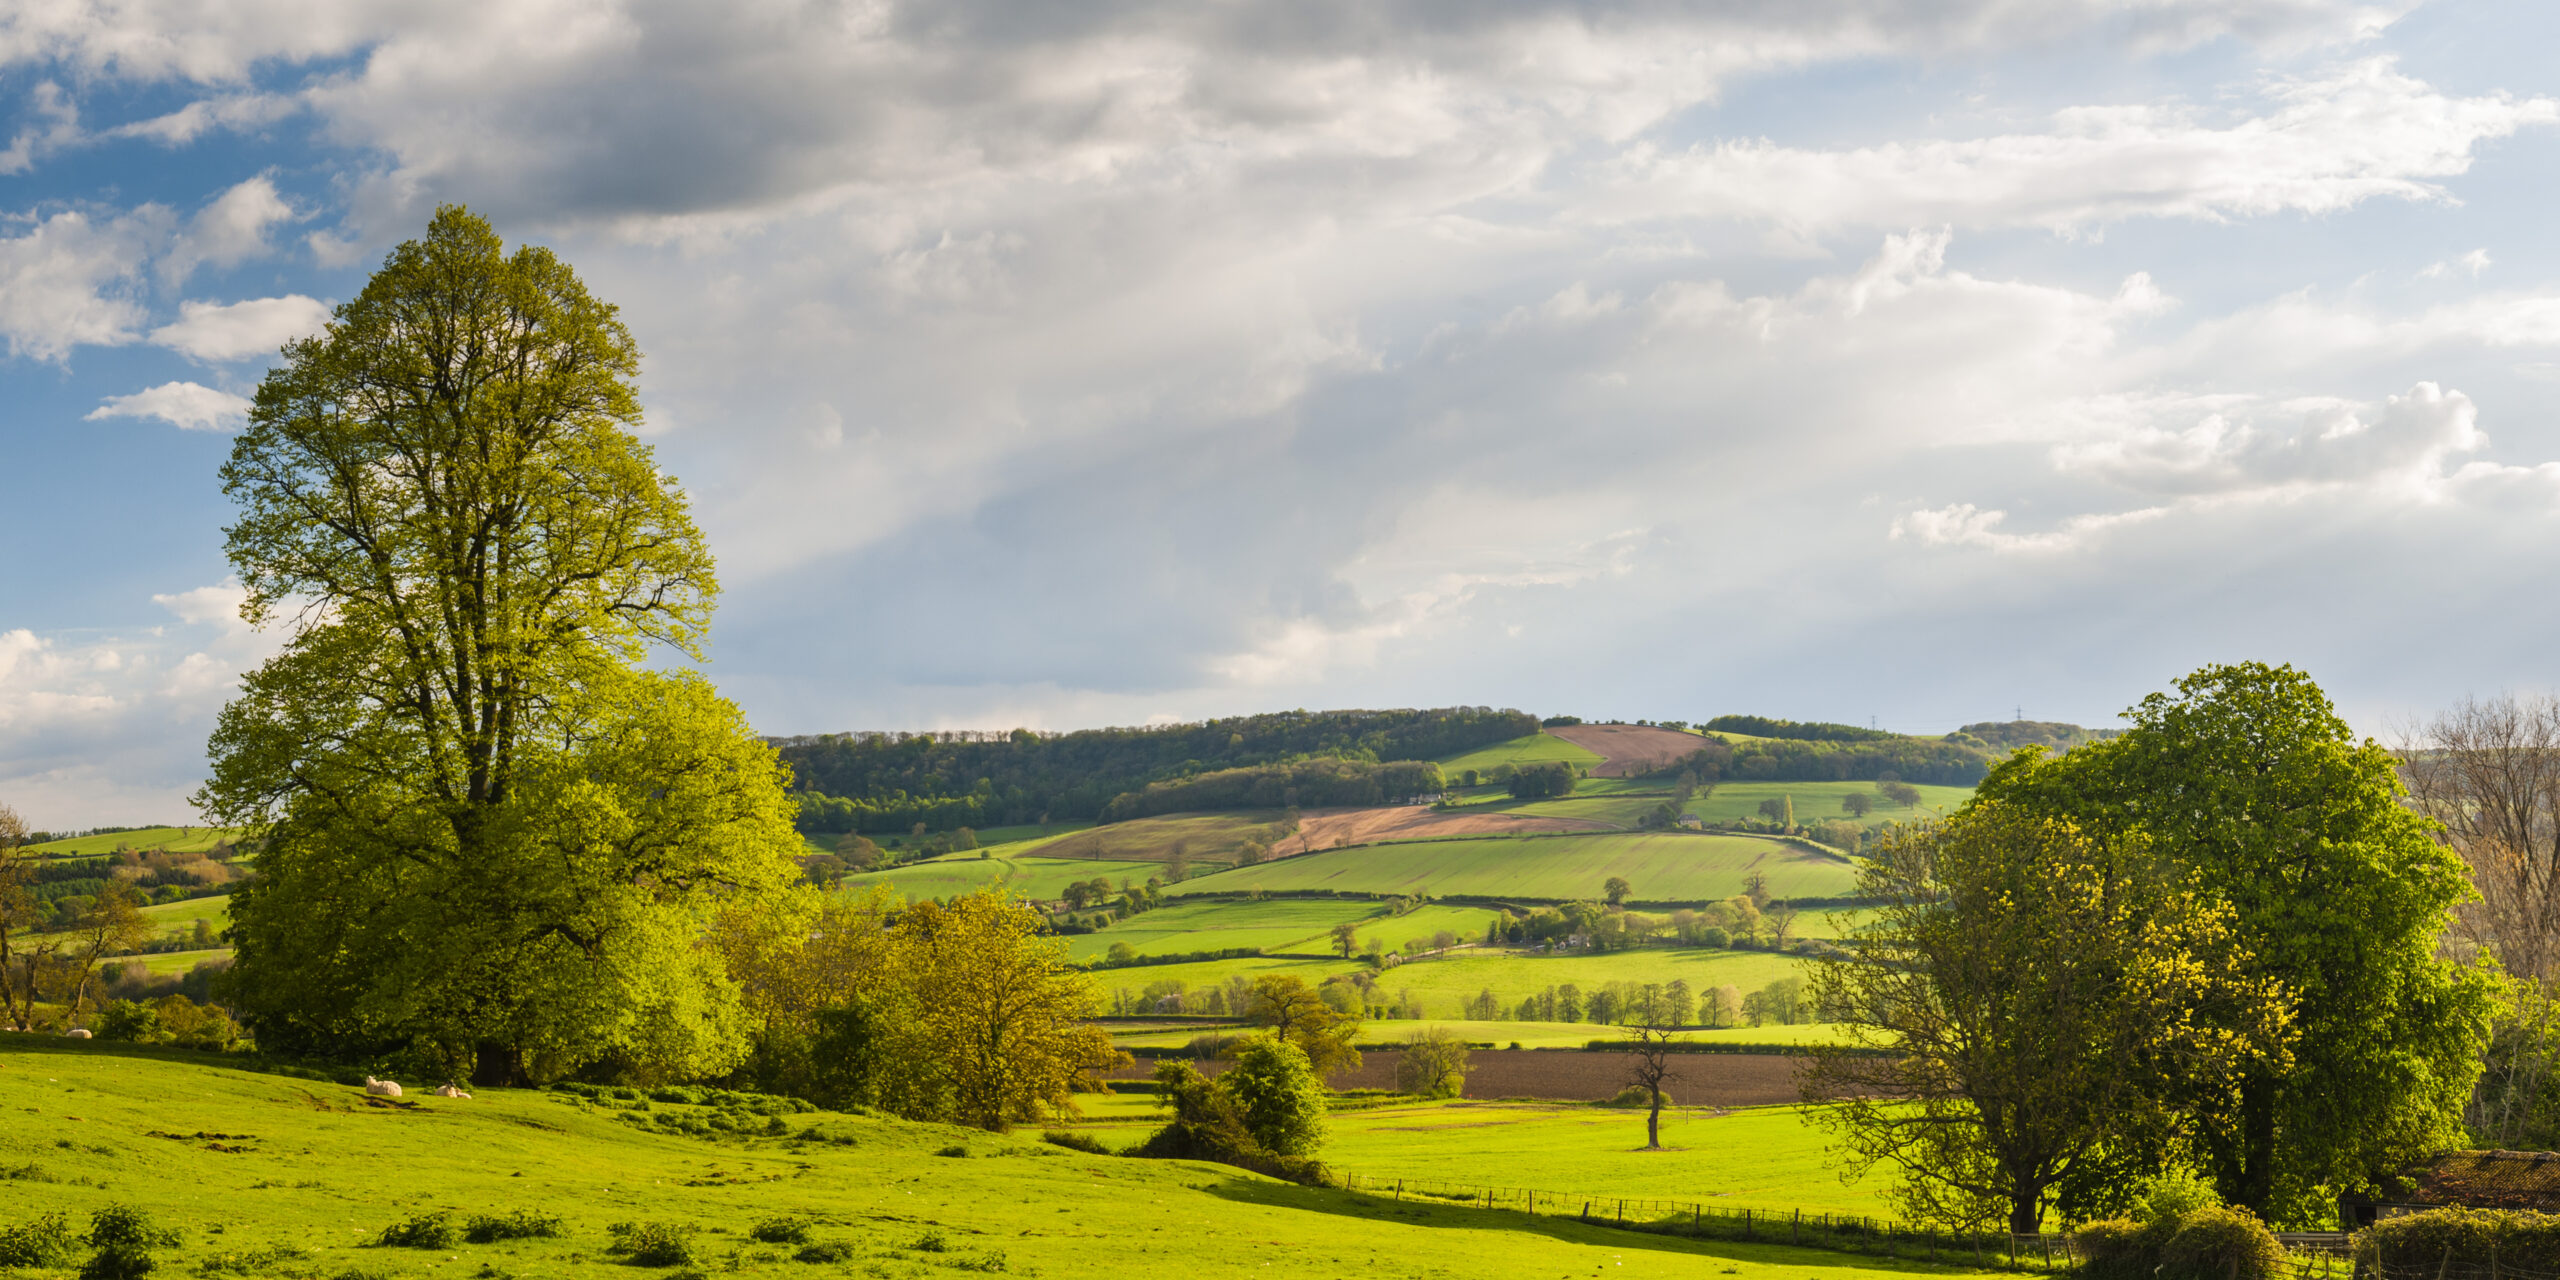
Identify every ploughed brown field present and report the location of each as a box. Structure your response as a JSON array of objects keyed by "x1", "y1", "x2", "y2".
[
  {"x1": 1544, "y1": 723, "x2": 1712, "y2": 777},
  {"x1": 1112, "y1": 1048, "x2": 1804, "y2": 1107},
  {"x1": 1276, "y1": 804, "x2": 1616, "y2": 854}
]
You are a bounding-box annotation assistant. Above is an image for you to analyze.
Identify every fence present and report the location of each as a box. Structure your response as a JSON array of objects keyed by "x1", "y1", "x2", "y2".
[{"x1": 1339, "y1": 1173, "x2": 2358, "y2": 1276}]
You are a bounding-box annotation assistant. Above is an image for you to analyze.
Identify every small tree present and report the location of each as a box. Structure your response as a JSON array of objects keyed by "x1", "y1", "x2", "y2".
[
  {"x1": 1741, "y1": 871, "x2": 1768, "y2": 909},
  {"x1": 62, "y1": 883, "x2": 151, "y2": 1021},
  {"x1": 1244, "y1": 975, "x2": 1361, "y2": 1077},
  {"x1": 1395, "y1": 1027, "x2": 1470, "y2": 1098},
  {"x1": 0, "y1": 802, "x2": 57, "y2": 1030},
  {"x1": 1224, "y1": 1036, "x2": 1328, "y2": 1156},
  {"x1": 1329, "y1": 922, "x2": 1360, "y2": 959},
  {"x1": 1842, "y1": 792, "x2": 1874, "y2": 818},
  {"x1": 1604, "y1": 876, "x2": 1631, "y2": 906},
  {"x1": 1624, "y1": 1024, "x2": 1682, "y2": 1149},
  {"x1": 1767, "y1": 901, "x2": 1799, "y2": 951}
]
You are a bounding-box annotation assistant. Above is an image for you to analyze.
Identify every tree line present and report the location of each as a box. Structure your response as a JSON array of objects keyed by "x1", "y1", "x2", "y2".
[
  {"x1": 1097, "y1": 759, "x2": 1445, "y2": 822},
  {"x1": 778, "y1": 707, "x2": 1533, "y2": 833}
]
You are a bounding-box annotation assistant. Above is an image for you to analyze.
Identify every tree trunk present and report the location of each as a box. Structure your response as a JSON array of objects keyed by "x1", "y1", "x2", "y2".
[
  {"x1": 473, "y1": 1040, "x2": 526, "y2": 1088},
  {"x1": 2010, "y1": 1193, "x2": 2040, "y2": 1236},
  {"x1": 1647, "y1": 1092, "x2": 1662, "y2": 1148}
]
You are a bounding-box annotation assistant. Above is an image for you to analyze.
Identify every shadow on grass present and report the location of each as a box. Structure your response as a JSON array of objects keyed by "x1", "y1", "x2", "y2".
[
  {"x1": 0, "y1": 1030, "x2": 296, "y2": 1076},
  {"x1": 1192, "y1": 1170, "x2": 1995, "y2": 1275}
]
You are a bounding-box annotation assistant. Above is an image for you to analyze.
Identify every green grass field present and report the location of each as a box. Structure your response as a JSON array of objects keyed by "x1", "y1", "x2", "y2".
[
  {"x1": 834, "y1": 853, "x2": 1164, "y2": 903},
  {"x1": 1436, "y1": 732, "x2": 1604, "y2": 777},
  {"x1": 137, "y1": 895, "x2": 232, "y2": 942},
  {"x1": 0, "y1": 1039, "x2": 1989, "y2": 1280},
  {"x1": 1014, "y1": 811, "x2": 1290, "y2": 866},
  {"x1": 1108, "y1": 1018, "x2": 1853, "y2": 1050},
  {"x1": 1172, "y1": 832, "x2": 1856, "y2": 903},
  {"x1": 1688, "y1": 782, "x2": 1973, "y2": 831},
  {"x1": 27, "y1": 827, "x2": 245, "y2": 857},
  {"x1": 1093, "y1": 947, "x2": 1812, "y2": 1019},
  {"x1": 1072, "y1": 900, "x2": 1506, "y2": 962},
  {"x1": 1325, "y1": 1101, "x2": 1888, "y2": 1216}
]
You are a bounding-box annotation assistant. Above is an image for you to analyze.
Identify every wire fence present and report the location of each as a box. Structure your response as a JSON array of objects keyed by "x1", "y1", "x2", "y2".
[{"x1": 1340, "y1": 1173, "x2": 2360, "y2": 1275}]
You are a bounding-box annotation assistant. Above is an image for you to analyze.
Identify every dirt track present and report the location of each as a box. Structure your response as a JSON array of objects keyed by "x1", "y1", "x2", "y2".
[
  {"x1": 1276, "y1": 805, "x2": 1616, "y2": 854},
  {"x1": 1114, "y1": 1048, "x2": 1804, "y2": 1105},
  {"x1": 1544, "y1": 724, "x2": 1713, "y2": 778}
]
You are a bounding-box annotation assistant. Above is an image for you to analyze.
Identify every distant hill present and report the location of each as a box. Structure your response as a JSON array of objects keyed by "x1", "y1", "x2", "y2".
[
  {"x1": 776, "y1": 706, "x2": 1535, "y2": 836},
  {"x1": 1948, "y1": 720, "x2": 2118, "y2": 751}
]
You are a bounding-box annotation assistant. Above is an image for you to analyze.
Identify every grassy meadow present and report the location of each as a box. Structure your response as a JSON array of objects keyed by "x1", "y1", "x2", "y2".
[
  {"x1": 834, "y1": 853, "x2": 1163, "y2": 903},
  {"x1": 1015, "y1": 811, "x2": 1290, "y2": 865},
  {"x1": 1107, "y1": 1018, "x2": 1853, "y2": 1050},
  {"x1": 1685, "y1": 781, "x2": 1972, "y2": 830},
  {"x1": 1093, "y1": 946, "x2": 1814, "y2": 1019},
  {"x1": 1435, "y1": 732, "x2": 1605, "y2": 776},
  {"x1": 1070, "y1": 899, "x2": 1507, "y2": 962},
  {"x1": 0, "y1": 1038, "x2": 1987, "y2": 1280},
  {"x1": 1173, "y1": 832, "x2": 1857, "y2": 902},
  {"x1": 27, "y1": 827, "x2": 245, "y2": 857}
]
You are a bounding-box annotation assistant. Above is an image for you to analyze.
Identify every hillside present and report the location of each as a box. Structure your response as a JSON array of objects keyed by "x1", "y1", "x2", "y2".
[
  {"x1": 1170, "y1": 832, "x2": 1856, "y2": 903},
  {"x1": 0, "y1": 1038, "x2": 1977, "y2": 1280}
]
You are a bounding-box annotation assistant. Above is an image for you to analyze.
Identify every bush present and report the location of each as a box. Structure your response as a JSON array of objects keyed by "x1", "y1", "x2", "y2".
[
  {"x1": 2356, "y1": 1207, "x2": 2560, "y2": 1275},
  {"x1": 1222, "y1": 1037, "x2": 1327, "y2": 1157},
  {"x1": 95, "y1": 1001, "x2": 159, "y2": 1043},
  {"x1": 463, "y1": 1210, "x2": 563, "y2": 1243},
  {"x1": 0, "y1": 1212, "x2": 77, "y2": 1268},
  {"x1": 373, "y1": 1210, "x2": 455, "y2": 1249},
  {"x1": 748, "y1": 1217, "x2": 809, "y2": 1245},
  {"x1": 2077, "y1": 1206, "x2": 2285, "y2": 1280},
  {"x1": 934, "y1": 1144, "x2": 970, "y2": 1158},
  {"x1": 914, "y1": 1231, "x2": 949, "y2": 1253},
  {"x1": 1393, "y1": 1028, "x2": 1469, "y2": 1100},
  {"x1": 794, "y1": 1241, "x2": 857, "y2": 1263},
  {"x1": 81, "y1": 1206, "x2": 181, "y2": 1280},
  {"x1": 606, "y1": 1221, "x2": 695, "y2": 1267},
  {"x1": 1041, "y1": 1130, "x2": 1109, "y2": 1155}
]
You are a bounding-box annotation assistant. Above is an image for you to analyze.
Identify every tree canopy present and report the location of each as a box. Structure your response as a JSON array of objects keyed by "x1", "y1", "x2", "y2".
[{"x1": 200, "y1": 206, "x2": 802, "y2": 1084}]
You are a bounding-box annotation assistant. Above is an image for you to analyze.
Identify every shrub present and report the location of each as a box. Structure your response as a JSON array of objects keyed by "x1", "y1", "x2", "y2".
[
  {"x1": 1040, "y1": 1130, "x2": 1108, "y2": 1155},
  {"x1": 2356, "y1": 1207, "x2": 2560, "y2": 1275},
  {"x1": 1183, "y1": 1031, "x2": 1239, "y2": 1059},
  {"x1": 95, "y1": 1000, "x2": 159, "y2": 1043},
  {"x1": 914, "y1": 1231, "x2": 949, "y2": 1253},
  {"x1": 748, "y1": 1217, "x2": 809, "y2": 1245},
  {"x1": 1392, "y1": 1028, "x2": 1469, "y2": 1100},
  {"x1": 374, "y1": 1210, "x2": 456, "y2": 1249},
  {"x1": 0, "y1": 1212, "x2": 77, "y2": 1268},
  {"x1": 935, "y1": 1144, "x2": 970, "y2": 1158},
  {"x1": 81, "y1": 1206, "x2": 181, "y2": 1280},
  {"x1": 1223, "y1": 1037, "x2": 1327, "y2": 1157},
  {"x1": 463, "y1": 1210, "x2": 563, "y2": 1244},
  {"x1": 2077, "y1": 1206, "x2": 2284, "y2": 1280},
  {"x1": 794, "y1": 1241, "x2": 857, "y2": 1263},
  {"x1": 606, "y1": 1221, "x2": 695, "y2": 1267}
]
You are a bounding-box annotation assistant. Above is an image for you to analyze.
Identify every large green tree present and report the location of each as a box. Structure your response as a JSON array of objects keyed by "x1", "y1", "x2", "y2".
[
  {"x1": 199, "y1": 207, "x2": 802, "y2": 1084},
  {"x1": 1974, "y1": 662, "x2": 2495, "y2": 1223}
]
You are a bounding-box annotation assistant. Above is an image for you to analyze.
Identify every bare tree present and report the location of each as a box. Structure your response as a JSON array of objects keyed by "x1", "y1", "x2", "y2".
[
  {"x1": 0, "y1": 803, "x2": 54, "y2": 1030},
  {"x1": 2401, "y1": 693, "x2": 2560, "y2": 1145},
  {"x1": 1623, "y1": 1023, "x2": 1683, "y2": 1150}
]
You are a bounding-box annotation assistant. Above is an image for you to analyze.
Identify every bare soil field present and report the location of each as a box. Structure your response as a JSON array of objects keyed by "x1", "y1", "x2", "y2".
[
  {"x1": 1545, "y1": 723, "x2": 1712, "y2": 777},
  {"x1": 1115, "y1": 1048, "x2": 1804, "y2": 1106},
  {"x1": 1277, "y1": 805, "x2": 1618, "y2": 854}
]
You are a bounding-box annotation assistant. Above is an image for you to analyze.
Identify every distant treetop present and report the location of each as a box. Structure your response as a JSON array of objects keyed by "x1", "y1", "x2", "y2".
[{"x1": 1705, "y1": 715, "x2": 1897, "y2": 743}]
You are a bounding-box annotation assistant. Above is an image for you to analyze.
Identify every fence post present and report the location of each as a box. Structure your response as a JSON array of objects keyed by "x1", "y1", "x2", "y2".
[
  {"x1": 1746, "y1": 1209, "x2": 1754, "y2": 1240},
  {"x1": 1617, "y1": 1199, "x2": 1625, "y2": 1226},
  {"x1": 2043, "y1": 1235, "x2": 2054, "y2": 1271},
  {"x1": 1694, "y1": 1204, "x2": 1701, "y2": 1232},
  {"x1": 1395, "y1": 1178, "x2": 1402, "y2": 1200},
  {"x1": 1794, "y1": 1209, "x2": 1801, "y2": 1246}
]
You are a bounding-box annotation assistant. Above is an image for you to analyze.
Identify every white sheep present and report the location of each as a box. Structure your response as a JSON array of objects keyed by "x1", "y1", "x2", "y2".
[
  {"x1": 64, "y1": 1028, "x2": 91, "y2": 1040},
  {"x1": 363, "y1": 1076, "x2": 403, "y2": 1098},
  {"x1": 433, "y1": 1084, "x2": 471, "y2": 1099}
]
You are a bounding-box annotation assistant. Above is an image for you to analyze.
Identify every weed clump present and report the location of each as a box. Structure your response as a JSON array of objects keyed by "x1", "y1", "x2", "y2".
[
  {"x1": 748, "y1": 1217, "x2": 809, "y2": 1244},
  {"x1": 607, "y1": 1221, "x2": 697, "y2": 1267},
  {"x1": 1040, "y1": 1130, "x2": 1108, "y2": 1155},
  {"x1": 934, "y1": 1144, "x2": 970, "y2": 1158},
  {"x1": 794, "y1": 1241, "x2": 858, "y2": 1263},
  {"x1": 0, "y1": 1212, "x2": 77, "y2": 1268},
  {"x1": 373, "y1": 1209, "x2": 456, "y2": 1249},
  {"x1": 463, "y1": 1210, "x2": 564, "y2": 1243},
  {"x1": 914, "y1": 1230, "x2": 949, "y2": 1253}
]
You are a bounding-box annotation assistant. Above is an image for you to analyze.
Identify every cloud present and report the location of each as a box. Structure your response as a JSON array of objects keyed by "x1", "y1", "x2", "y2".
[
  {"x1": 162, "y1": 175, "x2": 295, "y2": 281},
  {"x1": 1596, "y1": 59, "x2": 2557, "y2": 237},
  {"x1": 0, "y1": 80, "x2": 80, "y2": 174},
  {"x1": 150, "y1": 294, "x2": 329, "y2": 360},
  {"x1": 0, "y1": 206, "x2": 163, "y2": 359},
  {"x1": 85, "y1": 380, "x2": 253, "y2": 430}
]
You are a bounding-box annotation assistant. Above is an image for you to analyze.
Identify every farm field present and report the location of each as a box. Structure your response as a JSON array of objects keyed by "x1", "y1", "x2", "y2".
[
  {"x1": 1172, "y1": 831, "x2": 1856, "y2": 902},
  {"x1": 27, "y1": 826, "x2": 244, "y2": 856},
  {"x1": 1068, "y1": 898, "x2": 1384, "y2": 961},
  {"x1": 1015, "y1": 810, "x2": 1290, "y2": 865},
  {"x1": 1687, "y1": 781, "x2": 1973, "y2": 830},
  {"x1": 1545, "y1": 723, "x2": 1714, "y2": 777},
  {"x1": 1278, "y1": 803, "x2": 1613, "y2": 853},
  {"x1": 834, "y1": 853, "x2": 1161, "y2": 903},
  {"x1": 1325, "y1": 1101, "x2": 1889, "y2": 1216},
  {"x1": 138, "y1": 893, "x2": 232, "y2": 933},
  {"x1": 0, "y1": 1039, "x2": 1984, "y2": 1280},
  {"x1": 118, "y1": 947, "x2": 229, "y2": 976},
  {"x1": 1435, "y1": 731, "x2": 1604, "y2": 776},
  {"x1": 1109, "y1": 1017, "x2": 1853, "y2": 1050},
  {"x1": 1093, "y1": 946, "x2": 1812, "y2": 1018}
]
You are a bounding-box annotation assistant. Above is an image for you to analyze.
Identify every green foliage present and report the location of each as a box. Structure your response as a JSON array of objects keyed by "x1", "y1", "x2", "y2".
[
  {"x1": 1975, "y1": 661, "x2": 2499, "y2": 1220},
  {"x1": 373, "y1": 1210, "x2": 455, "y2": 1249},
  {"x1": 95, "y1": 999, "x2": 158, "y2": 1042},
  {"x1": 2136, "y1": 1170, "x2": 2222, "y2": 1223},
  {"x1": 81, "y1": 1206, "x2": 180, "y2": 1280},
  {"x1": 1394, "y1": 1027, "x2": 1470, "y2": 1099},
  {"x1": 1223, "y1": 1036, "x2": 1329, "y2": 1156},
  {"x1": 1706, "y1": 716, "x2": 1899, "y2": 743},
  {"x1": 2355, "y1": 1206, "x2": 2560, "y2": 1273},
  {"x1": 793, "y1": 1240, "x2": 857, "y2": 1263},
  {"x1": 1132, "y1": 1060, "x2": 1334, "y2": 1186},
  {"x1": 462, "y1": 1210, "x2": 562, "y2": 1243},
  {"x1": 747, "y1": 1216, "x2": 809, "y2": 1244},
  {"x1": 1105, "y1": 759, "x2": 1446, "y2": 822},
  {"x1": 203, "y1": 207, "x2": 802, "y2": 1083},
  {"x1": 1040, "y1": 1129, "x2": 1109, "y2": 1154},
  {"x1": 0, "y1": 1212, "x2": 76, "y2": 1267},
  {"x1": 606, "y1": 1221, "x2": 696, "y2": 1267},
  {"x1": 1506, "y1": 762, "x2": 1576, "y2": 799},
  {"x1": 781, "y1": 708, "x2": 1532, "y2": 833},
  {"x1": 2074, "y1": 1207, "x2": 2285, "y2": 1280}
]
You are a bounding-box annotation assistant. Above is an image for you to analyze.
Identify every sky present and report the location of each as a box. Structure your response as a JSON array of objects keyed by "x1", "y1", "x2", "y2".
[{"x1": 5, "y1": 0, "x2": 2560, "y2": 827}]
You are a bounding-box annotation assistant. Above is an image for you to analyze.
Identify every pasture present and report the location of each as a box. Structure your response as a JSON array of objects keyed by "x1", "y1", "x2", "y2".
[
  {"x1": 1068, "y1": 898, "x2": 1387, "y2": 961},
  {"x1": 1093, "y1": 946, "x2": 1814, "y2": 1020},
  {"x1": 0, "y1": 1040, "x2": 1992, "y2": 1280},
  {"x1": 137, "y1": 894, "x2": 232, "y2": 941},
  {"x1": 1435, "y1": 732, "x2": 1604, "y2": 776},
  {"x1": 1173, "y1": 831, "x2": 1857, "y2": 902},
  {"x1": 1687, "y1": 781, "x2": 1973, "y2": 830},
  {"x1": 1325, "y1": 1101, "x2": 1887, "y2": 1216},
  {"x1": 834, "y1": 853, "x2": 1162, "y2": 903},
  {"x1": 26, "y1": 826, "x2": 244, "y2": 857},
  {"x1": 1014, "y1": 810, "x2": 1291, "y2": 866},
  {"x1": 1108, "y1": 1017, "x2": 1853, "y2": 1050}
]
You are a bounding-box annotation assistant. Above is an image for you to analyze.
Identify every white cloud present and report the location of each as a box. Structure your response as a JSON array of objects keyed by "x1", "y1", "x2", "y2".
[
  {"x1": 0, "y1": 206, "x2": 162, "y2": 359},
  {"x1": 0, "y1": 80, "x2": 80, "y2": 175},
  {"x1": 150, "y1": 294, "x2": 329, "y2": 360},
  {"x1": 163, "y1": 174, "x2": 294, "y2": 281},
  {"x1": 1596, "y1": 60, "x2": 2557, "y2": 237},
  {"x1": 85, "y1": 380, "x2": 252, "y2": 430}
]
